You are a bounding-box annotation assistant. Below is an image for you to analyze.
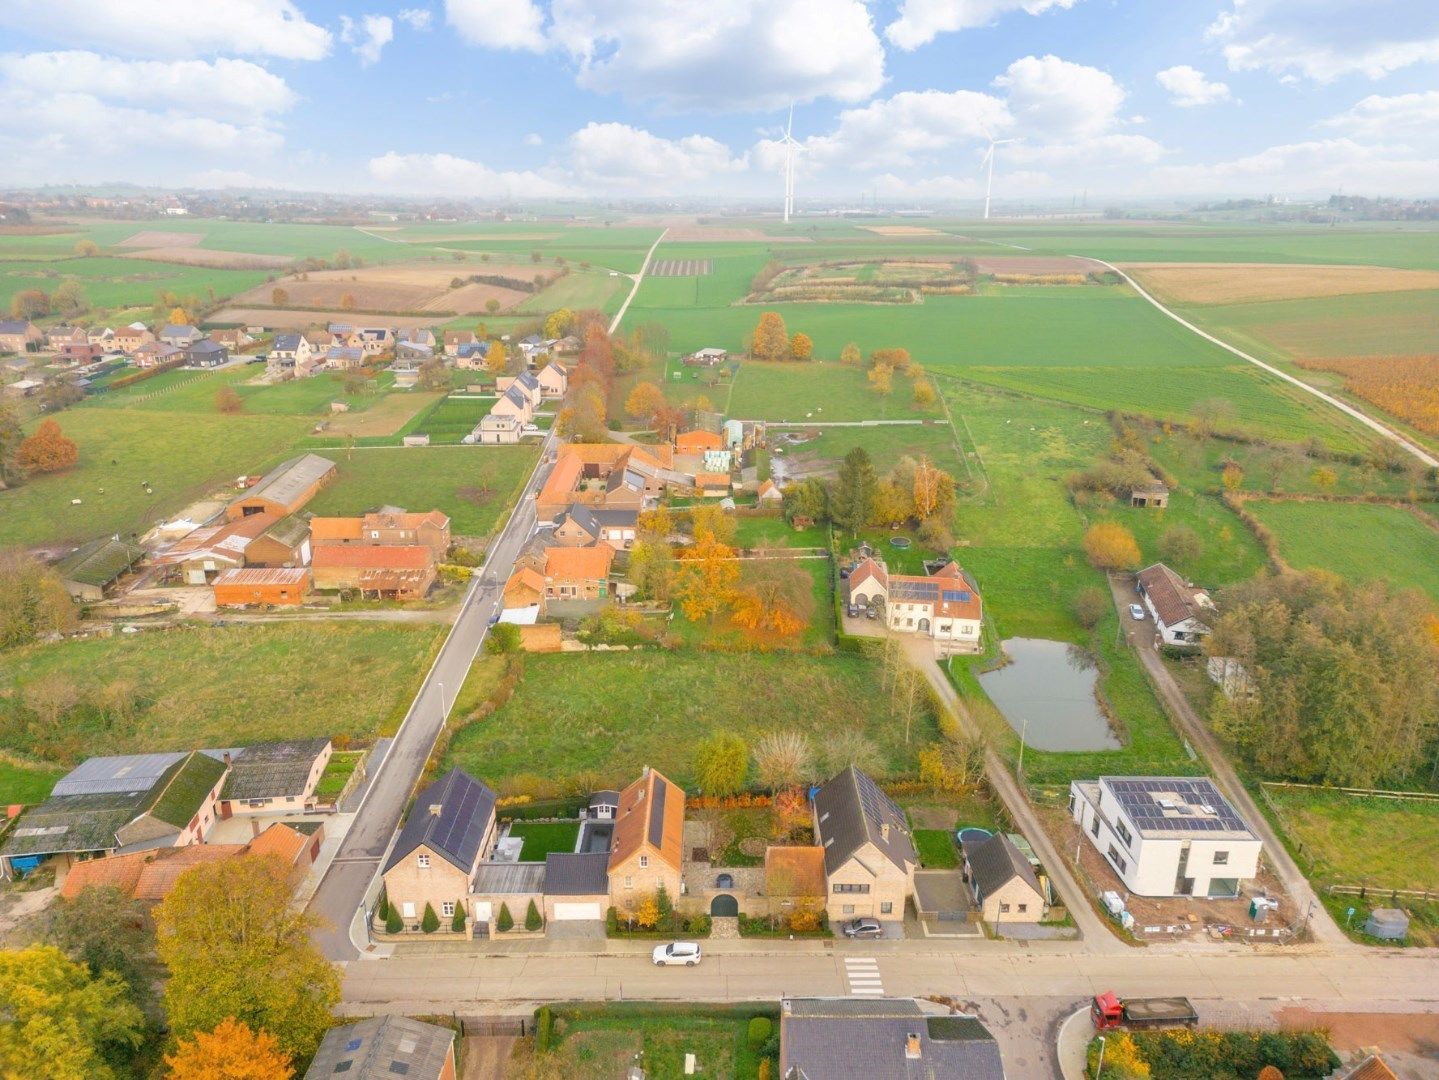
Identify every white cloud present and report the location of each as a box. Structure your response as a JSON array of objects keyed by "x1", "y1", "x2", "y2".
[
  {"x1": 1320, "y1": 91, "x2": 1439, "y2": 143},
  {"x1": 524, "y1": 132, "x2": 544, "y2": 146},
  {"x1": 797, "y1": 89, "x2": 1011, "y2": 170},
  {"x1": 885, "y1": 0, "x2": 1078, "y2": 51},
  {"x1": 1005, "y1": 132, "x2": 1165, "y2": 167},
  {"x1": 1207, "y1": 0, "x2": 1439, "y2": 81},
  {"x1": 1153, "y1": 137, "x2": 1439, "y2": 196},
  {"x1": 992, "y1": 54, "x2": 1125, "y2": 139},
  {"x1": 1156, "y1": 65, "x2": 1233, "y2": 107},
  {"x1": 367, "y1": 151, "x2": 570, "y2": 196},
  {"x1": 0, "y1": 0, "x2": 331, "y2": 61},
  {"x1": 398, "y1": 7, "x2": 433, "y2": 30},
  {"x1": 568, "y1": 122, "x2": 748, "y2": 188},
  {"x1": 0, "y1": 51, "x2": 295, "y2": 123},
  {"x1": 445, "y1": 0, "x2": 547, "y2": 51},
  {"x1": 550, "y1": 0, "x2": 885, "y2": 111},
  {"x1": 339, "y1": 14, "x2": 394, "y2": 66}
]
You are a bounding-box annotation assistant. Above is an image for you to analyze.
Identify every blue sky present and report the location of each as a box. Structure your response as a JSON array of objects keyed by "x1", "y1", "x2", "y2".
[{"x1": 1, "y1": 0, "x2": 1436, "y2": 202}]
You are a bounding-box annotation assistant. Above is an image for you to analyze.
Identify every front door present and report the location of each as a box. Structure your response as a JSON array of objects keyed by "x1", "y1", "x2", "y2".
[{"x1": 710, "y1": 894, "x2": 739, "y2": 917}]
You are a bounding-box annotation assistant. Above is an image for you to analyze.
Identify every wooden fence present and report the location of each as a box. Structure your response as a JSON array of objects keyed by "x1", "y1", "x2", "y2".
[
  {"x1": 1260, "y1": 780, "x2": 1439, "y2": 804},
  {"x1": 1328, "y1": 885, "x2": 1439, "y2": 904}
]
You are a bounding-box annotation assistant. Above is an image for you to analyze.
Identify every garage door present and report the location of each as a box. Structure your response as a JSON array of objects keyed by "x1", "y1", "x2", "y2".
[{"x1": 553, "y1": 903, "x2": 602, "y2": 921}]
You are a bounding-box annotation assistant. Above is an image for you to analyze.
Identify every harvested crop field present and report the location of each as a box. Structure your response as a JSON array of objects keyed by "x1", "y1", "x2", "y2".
[
  {"x1": 649, "y1": 259, "x2": 712, "y2": 277},
  {"x1": 209, "y1": 307, "x2": 444, "y2": 331},
  {"x1": 1294, "y1": 353, "x2": 1439, "y2": 436},
  {"x1": 0, "y1": 225, "x2": 76, "y2": 236},
  {"x1": 326, "y1": 392, "x2": 443, "y2": 437},
  {"x1": 973, "y1": 255, "x2": 1102, "y2": 274},
  {"x1": 661, "y1": 226, "x2": 809, "y2": 242},
  {"x1": 1127, "y1": 263, "x2": 1439, "y2": 305},
  {"x1": 861, "y1": 225, "x2": 943, "y2": 236},
  {"x1": 119, "y1": 246, "x2": 293, "y2": 269},
  {"x1": 233, "y1": 262, "x2": 557, "y2": 315},
  {"x1": 116, "y1": 230, "x2": 203, "y2": 248}
]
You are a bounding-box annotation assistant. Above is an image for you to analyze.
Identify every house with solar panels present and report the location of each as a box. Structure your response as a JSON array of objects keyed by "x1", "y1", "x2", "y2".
[
  {"x1": 845, "y1": 557, "x2": 983, "y2": 654},
  {"x1": 1068, "y1": 776, "x2": 1262, "y2": 898}
]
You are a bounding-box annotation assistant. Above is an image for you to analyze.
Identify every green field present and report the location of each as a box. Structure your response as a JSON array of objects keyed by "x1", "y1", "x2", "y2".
[
  {"x1": 444, "y1": 651, "x2": 938, "y2": 791},
  {"x1": 1244, "y1": 499, "x2": 1439, "y2": 601},
  {"x1": 0, "y1": 760, "x2": 64, "y2": 805},
  {"x1": 0, "y1": 622, "x2": 445, "y2": 772},
  {"x1": 538, "y1": 1003, "x2": 776, "y2": 1080},
  {"x1": 515, "y1": 269, "x2": 627, "y2": 315},
  {"x1": 0, "y1": 255, "x2": 270, "y2": 314},
  {"x1": 721, "y1": 360, "x2": 937, "y2": 422},
  {"x1": 304, "y1": 444, "x2": 538, "y2": 537},
  {"x1": 0, "y1": 408, "x2": 310, "y2": 547}
]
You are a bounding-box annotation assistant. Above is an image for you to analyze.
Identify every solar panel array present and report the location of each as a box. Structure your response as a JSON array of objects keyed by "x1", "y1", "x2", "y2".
[
  {"x1": 429, "y1": 774, "x2": 490, "y2": 864},
  {"x1": 941, "y1": 589, "x2": 973, "y2": 602},
  {"x1": 890, "y1": 580, "x2": 939, "y2": 601},
  {"x1": 648, "y1": 778, "x2": 668, "y2": 848},
  {"x1": 1107, "y1": 777, "x2": 1249, "y2": 834}
]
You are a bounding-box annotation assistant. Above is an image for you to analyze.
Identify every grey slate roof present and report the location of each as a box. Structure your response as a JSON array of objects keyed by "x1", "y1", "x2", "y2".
[
  {"x1": 515, "y1": 370, "x2": 539, "y2": 391},
  {"x1": 471, "y1": 861, "x2": 546, "y2": 894},
  {"x1": 220, "y1": 738, "x2": 330, "y2": 801},
  {"x1": 240, "y1": 453, "x2": 335, "y2": 509},
  {"x1": 501, "y1": 385, "x2": 528, "y2": 410},
  {"x1": 557, "y1": 505, "x2": 601, "y2": 538},
  {"x1": 544, "y1": 852, "x2": 610, "y2": 895},
  {"x1": 961, "y1": 833, "x2": 1043, "y2": 903},
  {"x1": 813, "y1": 767, "x2": 916, "y2": 877},
  {"x1": 272, "y1": 333, "x2": 303, "y2": 352},
  {"x1": 304, "y1": 1016, "x2": 454, "y2": 1080},
  {"x1": 384, "y1": 768, "x2": 496, "y2": 874},
  {"x1": 780, "y1": 998, "x2": 1003, "y2": 1080}
]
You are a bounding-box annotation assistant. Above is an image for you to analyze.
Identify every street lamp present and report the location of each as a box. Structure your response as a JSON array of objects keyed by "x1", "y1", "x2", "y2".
[
  {"x1": 1094, "y1": 1035, "x2": 1106, "y2": 1079},
  {"x1": 437, "y1": 680, "x2": 447, "y2": 718}
]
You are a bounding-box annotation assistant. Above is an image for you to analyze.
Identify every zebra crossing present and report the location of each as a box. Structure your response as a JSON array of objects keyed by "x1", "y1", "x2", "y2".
[{"x1": 843, "y1": 957, "x2": 884, "y2": 996}]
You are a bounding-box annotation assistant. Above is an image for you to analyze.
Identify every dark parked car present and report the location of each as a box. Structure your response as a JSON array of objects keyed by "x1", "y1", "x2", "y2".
[{"x1": 865, "y1": 605, "x2": 880, "y2": 620}]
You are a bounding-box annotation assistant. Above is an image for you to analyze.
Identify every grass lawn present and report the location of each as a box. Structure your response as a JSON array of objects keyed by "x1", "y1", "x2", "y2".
[
  {"x1": 444, "y1": 651, "x2": 938, "y2": 791},
  {"x1": 1091, "y1": 492, "x2": 1269, "y2": 588},
  {"x1": 0, "y1": 622, "x2": 446, "y2": 770},
  {"x1": 1244, "y1": 500, "x2": 1439, "y2": 602},
  {"x1": 733, "y1": 515, "x2": 829, "y2": 549},
  {"x1": 543, "y1": 1003, "x2": 777, "y2": 1080},
  {"x1": 913, "y1": 829, "x2": 959, "y2": 869},
  {"x1": 507, "y1": 821, "x2": 581, "y2": 860},
  {"x1": 313, "y1": 750, "x2": 364, "y2": 801},
  {"x1": 723, "y1": 360, "x2": 937, "y2": 422},
  {"x1": 303, "y1": 444, "x2": 539, "y2": 537},
  {"x1": 0, "y1": 408, "x2": 310, "y2": 547},
  {"x1": 0, "y1": 760, "x2": 65, "y2": 805},
  {"x1": 771, "y1": 420, "x2": 963, "y2": 477}
]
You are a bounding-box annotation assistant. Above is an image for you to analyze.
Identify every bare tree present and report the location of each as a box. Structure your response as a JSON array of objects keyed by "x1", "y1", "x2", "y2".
[{"x1": 753, "y1": 730, "x2": 815, "y2": 791}]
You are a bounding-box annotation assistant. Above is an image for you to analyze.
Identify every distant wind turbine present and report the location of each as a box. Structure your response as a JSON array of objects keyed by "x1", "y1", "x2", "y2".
[
  {"x1": 979, "y1": 125, "x2": 1015, "y2": 221},
  {"x1": 781, "y1": 105, "x2": 802, "y2": 224}
]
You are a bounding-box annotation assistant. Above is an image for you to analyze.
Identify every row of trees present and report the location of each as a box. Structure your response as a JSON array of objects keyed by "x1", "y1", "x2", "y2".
[
  {"x1": 783, "y1": 447, "x2": 958, "y2": 546},
  {"x1": 10, "y1": 281, "x2": 87, "y2": 320},
  {"x1": 2, "y1": 854, "x2": 337, "y2": 1078}
]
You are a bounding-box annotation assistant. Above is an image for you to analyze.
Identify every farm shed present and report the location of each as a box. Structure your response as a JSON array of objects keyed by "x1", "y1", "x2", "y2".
[
  {"x1": 244, "y1": 514, "x2": 312, "y2": 567},
  {"x1": 212, "y1": 567, "x2": 310, "y2": 607},
  {"x1": 1130, "y1": 482, "x2": 1170, "y2": 508},
  {"x1": 218, "y1": 738, "x2": 332, "y2": 816},
  {"x1": 227, "y1": 453, "x2": 336, "y2": 521},
  {"x1": 54, "y1": 537, "x2": 146, "y2": 601}
]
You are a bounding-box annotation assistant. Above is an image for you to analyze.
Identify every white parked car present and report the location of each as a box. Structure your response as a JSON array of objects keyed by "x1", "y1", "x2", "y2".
[
  {"x1": 1128, "y1": 603, "x2": 1146, "y2": 621},
  {"x1": 652, "y1": 941, "x2": 702, "y2": 967}
]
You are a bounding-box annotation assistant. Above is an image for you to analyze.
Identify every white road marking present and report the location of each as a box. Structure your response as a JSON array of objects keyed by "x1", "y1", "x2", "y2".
[{"x1": 844, "y1": 957, "x2": 885, "y2": 996}]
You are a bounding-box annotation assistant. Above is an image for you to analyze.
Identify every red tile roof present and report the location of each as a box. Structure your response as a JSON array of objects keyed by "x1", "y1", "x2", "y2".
[
  {"x1": 544, "y1": 545, "x2": 614, "y2": 581},
  {"x1": 312, "y1": 545, "x2": 432, "y2": 569}
]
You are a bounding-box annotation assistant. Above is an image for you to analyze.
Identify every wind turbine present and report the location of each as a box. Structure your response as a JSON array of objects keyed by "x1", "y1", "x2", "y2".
[
  {"x1": 979, "y1": 125, "x2": 1015, "y2": 221},
  {"x1": 781, "y1": 105, "x2": 802, "y2": 224}
]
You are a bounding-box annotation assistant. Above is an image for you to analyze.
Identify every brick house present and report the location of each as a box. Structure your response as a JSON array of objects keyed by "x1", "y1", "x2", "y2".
[
  {"x1": 212, "y1": 567, "x2": 310, "y2": 607},
  {"x1": 111, "y1": 325, "x2": 154, "y2": 354},
  {"x1": 813, "y1": 767, "x2": 916, "y2": 925},
  {"x1": 382, "y1": 768, "x2": 497, "y2": 930},
  {"x1": 0, "y1": 319, "x2": 44, "y2": 353},
  {"x1": 550, "y1": 505, "x2": 638, "y2": 550},
  {"x1": 502, "y1": 566, "x2": 546, "y2": 615},
  {"x1": 244, "y1": 514, "x2": 311, "y2": 567},
  {"x1": 536, "y1": 360, "x2": 568, "y2": 398},
  {"x1": 217, "y1": 738, "x2": 332, "y2": 817},
  {"x1": 542, "y1": 545, "x2": 613, "y2": 600},
  {"x1": 607, "y1": 767, "x2": 685, "y2": 913},
  {"x1": 960, "y1": 833, "x2": 1045, "y2": 924},
  {"x1": 358, "y1": 509, "x2": 451, "y2": 560}
]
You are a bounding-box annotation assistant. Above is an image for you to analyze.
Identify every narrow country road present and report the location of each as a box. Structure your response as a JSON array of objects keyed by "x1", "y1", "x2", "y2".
[
  {"x1": 607, "y1": 227, "x2": 668, "y2": 336},
  {"x1": 1093, "y1": 258, "x2": 1439, "y2": 469},
  {"x1": 307, "y1": 428, "x2": 558, "y2": 960},
  {"x1": 1104, "y1": 574, "x2": 1346, "y2": 945}
]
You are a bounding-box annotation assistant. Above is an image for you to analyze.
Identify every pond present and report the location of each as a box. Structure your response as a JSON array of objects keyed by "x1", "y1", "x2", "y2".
[{"x1": 975, "y1": 638, "x2": 1121, "y2": 751}]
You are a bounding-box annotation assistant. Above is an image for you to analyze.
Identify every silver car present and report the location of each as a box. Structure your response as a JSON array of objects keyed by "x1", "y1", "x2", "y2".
[
  {"x1": 843, "y1": 918, "x2": 883, "y2": 938},
  {"x1": 652, "y1": 941, "x2": 702, "y2": 966},
  {"x1": 1128, "y1": 603, "x2": 1146, "y2": 621}
]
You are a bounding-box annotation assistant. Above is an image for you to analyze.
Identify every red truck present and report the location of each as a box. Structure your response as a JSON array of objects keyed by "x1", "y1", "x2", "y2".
[{"x1": 1091, "y1": 991, "x2": 1198, "y2": 1031}]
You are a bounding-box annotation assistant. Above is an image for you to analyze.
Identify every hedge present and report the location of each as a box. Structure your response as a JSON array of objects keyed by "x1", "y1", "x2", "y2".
[
  {"x1": 536, "y1": 1006, "x2": 554, "y2": 1053},
  {"x1": 747, "y1": 1016, "x2": 772, "y2": 1052}
]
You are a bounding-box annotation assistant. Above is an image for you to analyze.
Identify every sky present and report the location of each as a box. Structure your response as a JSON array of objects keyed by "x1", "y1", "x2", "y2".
[{"x1": 1, "y1": 0, "x2": 1437, "y2": 204}]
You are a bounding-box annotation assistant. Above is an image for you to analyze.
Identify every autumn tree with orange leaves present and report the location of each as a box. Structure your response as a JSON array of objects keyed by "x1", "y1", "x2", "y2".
[
  {"x1": 17, "y1": 418, "x2": 78, "y2": 474},
  {"x1": 731, "y1": 556, "x2": 814, "y2": 637},
  {"x1": 673, "y1": 507, "x2": 739, "y2": 625},
  {"x1": 750, "y1": 311, "x2": 790, "y2": 361},
  {"x1": 164, "y1": 1017, "x2": 294, "y2": 1080},
  {"x1": 1083, "y1": 521, "x2": 1141, "y2": 570},
  {"x1": 625, "y1": 381, "x2": 668, "y2": 425}
]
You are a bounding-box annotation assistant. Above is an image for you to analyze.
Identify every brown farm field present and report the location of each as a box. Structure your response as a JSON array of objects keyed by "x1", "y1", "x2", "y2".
[
  {"x1": 115, "y1": 230, "x2": 203, "y2": 248},
  {"x1": 232, "y1": 262, "x2": 557, "y2": 315},
  {"x1": 1127, "y1": 263, "x2": 1439, "y2": 305},
  {"x1": 326, "y1": 391, "x2": 444, "y2": 436},
  {"x1": 209, "y1": 307, "x2": 445, "y2": 330},
  {"x1": 974, "y1": 254, "x2": 1102, "y2": 274},
  {"x1": 119, "y1": 246, "x2": 293, "y2": 269},
  {"x1": 1294, "y1": 353, "x2": 1439, "y2": 436},
  {"x1": 860, "y1": 225, "x2": 944, "y2": 236}
]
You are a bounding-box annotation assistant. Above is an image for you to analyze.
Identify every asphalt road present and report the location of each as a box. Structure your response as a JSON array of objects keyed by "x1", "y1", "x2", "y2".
[{"x1": 308, "y1": 429, "x2": 558, "y2": 960}]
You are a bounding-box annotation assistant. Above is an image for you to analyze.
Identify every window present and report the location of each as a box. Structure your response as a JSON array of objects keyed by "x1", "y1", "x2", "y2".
[
  {"x1": 417, "y1": 854, "x2": 430, "y2": 869},
  {"x1": 1115, "y1": 820, "x2": 1133, "y2": 847},
  {"x1": 1090, "y1": 816, "x2": 1100, "y2": 839},
  {"x1": 999, "y1": 903, "x2": 1010, "y2": 913},
  {"x1": 624, "y1": 876, "x2": 633, "y2": 890},
  {"x1": 401, "y1": 903, "x2": 415, "y2": 919},
  {"x1": 639, "y1": 855, "x2": 649, "y2": 869},
  {"x1": 441, "y1": 901, "x2": 455, "y2": 917},
  {"x1": 1213, "y1": 850, "x2": 1229, "y2": 865},
  {"x1": 842, "y1": 904, "x2": 855, "y2": 915},
  {"x1": 832, "y1": 883, "x2": 870, "y2": 894},
  {"x1": 1018, "y1": 904, "x2": 1028, "y2": 914},
  {"x1": 1106, "y1": 845, "x2": 1128, "y2": 874},
  {"x1": 1067, "y1": 794, "x2": 1076, "y2": 815},
  {"x1": 880, "y1": 902, "x2": 893, "y2": 914}
]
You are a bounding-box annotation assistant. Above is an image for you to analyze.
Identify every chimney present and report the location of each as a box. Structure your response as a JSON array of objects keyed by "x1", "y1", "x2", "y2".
[
  {"x1": 222, "y1": 751, "x2": 232, "y2": 766},
  {"x1": 250, "y1": 818, "x2": 261, "y2": 839},
  {"x1": 880, "y1": 823, "x2": 891, "y2": 842},
  {"x1": 429, "y1": 803, "x2": 443, "y2": 816},
  {"x1": 904, "y1": 1033, "x2": 921, "y2": 1060}
]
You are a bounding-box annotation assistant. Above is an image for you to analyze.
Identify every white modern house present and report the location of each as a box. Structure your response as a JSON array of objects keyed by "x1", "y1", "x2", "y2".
[
  {"x1": 1136, "y1": 563, "x2": 1214, "y2": 647},
  {"x1": 1068, "y1": 776, "x2": 1262, "y2": 898}
]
